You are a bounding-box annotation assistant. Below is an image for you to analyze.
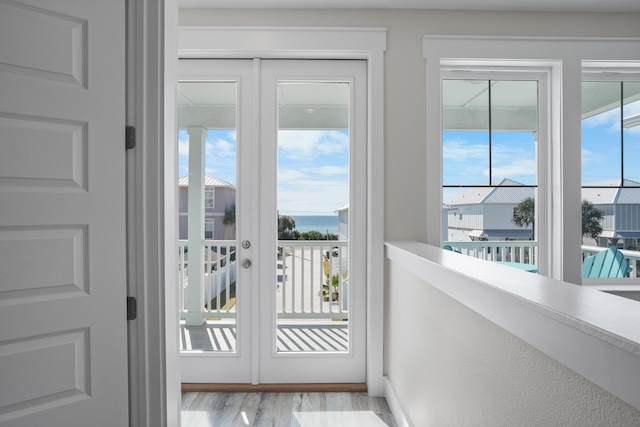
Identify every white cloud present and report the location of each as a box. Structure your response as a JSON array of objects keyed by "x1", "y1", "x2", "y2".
[
  {"x1": 310, "y1": 165, "x2": 348, "y2": 176},
  {"x1": 278, "y1": 130, "x2": 324, "y2": 159},
  {"x1": 278, "y1": 179, "x2": 348, "y2": 213},
  {"x1": 206, "y1": 138, "x2": 236, "y2": 159},
  {"x1": 443, "y1": 138, "x2": 488, "y2": 161},
  {"x1": 582, "y1": 148, "x2": 606, "y2": 166},
  {"x1": 489, "y1": 159, "x2": 536, "y2": 179},
  {"x1": 278, "y1": 130, "x2": 348, "y2": 160},
  {"x1": 279, "y1": 169, "x2": 309, "y2": 182},
  {"x1": 316, "y1": 131, "x2": 348, "y2": 155}
]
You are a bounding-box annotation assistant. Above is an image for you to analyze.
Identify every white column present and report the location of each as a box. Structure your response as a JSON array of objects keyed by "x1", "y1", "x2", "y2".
[{"x1": 185, "y1": 126, "x2": 206, "y2": 325}]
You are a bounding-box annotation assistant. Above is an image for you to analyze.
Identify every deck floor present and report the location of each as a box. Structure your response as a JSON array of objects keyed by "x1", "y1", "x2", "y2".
[{"x1": 181, "y1": 321, "x2": 349, "y2": 353}]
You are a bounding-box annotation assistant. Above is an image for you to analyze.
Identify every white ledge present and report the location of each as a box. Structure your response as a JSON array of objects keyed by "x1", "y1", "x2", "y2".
[{"x1": 385, "y1": 240, "x2": 640, "y2": 410}]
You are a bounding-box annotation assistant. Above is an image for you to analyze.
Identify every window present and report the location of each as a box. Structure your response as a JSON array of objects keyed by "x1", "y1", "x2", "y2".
[
  {"x1": 205, "y1": 189, "x2": 214, "y2": 208},
  {"x1": 425, "y1": 36, "x2": 640, "y2": 283},
  {"x1": 441, "y1": 73, "x2": 541, "y2": 269},
  {"x1": 204, "y1": 219, "x2": 214, "y2": 240},
  {"x1": 581, "y1": 72, "x2": 640, "y2": 276}
]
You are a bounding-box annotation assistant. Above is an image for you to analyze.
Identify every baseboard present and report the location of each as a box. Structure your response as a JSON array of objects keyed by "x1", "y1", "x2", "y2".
[
  {"x1": 181, "y1": 383, "x2": 368, "y2": 393},
  {"x1": 384, "y1": 376, "x2": 412, "y2": 427}
]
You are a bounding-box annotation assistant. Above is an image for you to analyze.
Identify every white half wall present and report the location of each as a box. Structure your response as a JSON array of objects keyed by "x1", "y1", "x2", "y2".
[{"x1": 385, "y1": 242, "x2": 640, "y2": 426}]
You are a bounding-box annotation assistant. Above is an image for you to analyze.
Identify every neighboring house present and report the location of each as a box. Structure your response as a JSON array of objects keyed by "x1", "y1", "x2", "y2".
[
  {"x1": 335, "y1": 204, "x2": 349, "y2": 241},
  {"x1": 178, "y1": 175, "x2": 236, "y2": 240},
  {"x1": 582, "y1": 179, "x2": 640, "y2": 249},
  {"x1": 446, "y1": 178, "x2": 640, "y2": 247},
  {"x1": 445, "y1": 178, "x2": 535, "y2": 241}
]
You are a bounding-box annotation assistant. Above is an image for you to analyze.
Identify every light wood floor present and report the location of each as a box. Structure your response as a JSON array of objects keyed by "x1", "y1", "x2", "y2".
[{"x1": 181, "y1": 392, "x2": 398, "y2": 427}]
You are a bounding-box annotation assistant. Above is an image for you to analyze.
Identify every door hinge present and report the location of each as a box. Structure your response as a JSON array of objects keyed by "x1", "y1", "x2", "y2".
[
  {"x1": 127, "y1": 296, "x2": 137, "y2": 320},
  {"x1": 125, "y1": 126, "x2": 136, "y2": 150}
]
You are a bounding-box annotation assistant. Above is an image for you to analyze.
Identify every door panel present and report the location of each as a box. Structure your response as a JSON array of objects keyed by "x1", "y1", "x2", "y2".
[
  {"x1": 0, "y1": 1, "x2": 128, "y2": 425},
  {"x1": 177, "y1": 59, "x2": 366, "y2": 384},
  {"x1": 178, "y1": 60, "x2": 254, "y2": 383},
  {"x1": 259, "y1": 59, "x2": 367, "y2": 383}
]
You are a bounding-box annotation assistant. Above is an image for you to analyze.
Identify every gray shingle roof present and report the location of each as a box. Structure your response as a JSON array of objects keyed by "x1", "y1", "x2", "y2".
[{"x1": 447, "y1": 178, "x2": 534, "y2": 205}]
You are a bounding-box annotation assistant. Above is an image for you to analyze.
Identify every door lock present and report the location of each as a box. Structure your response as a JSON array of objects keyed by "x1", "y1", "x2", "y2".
[
  {"x1": 241, "y1": 258, "x2": 252, "y2": 268},
  {"x1": 242, "y1": 240, "x2": 251, "y2": 249}
]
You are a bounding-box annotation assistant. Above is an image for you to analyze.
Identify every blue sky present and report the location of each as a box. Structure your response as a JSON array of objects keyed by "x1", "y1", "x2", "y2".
[
  {"x1": 178, "y1": 99, "x2": 640, "y2": 209},
  {"x1": 178, "y1": 129, "x2": 349, "y2": 215},
  {"x1": 443, "y1": 99, "x2": 640, "y2": 203}
]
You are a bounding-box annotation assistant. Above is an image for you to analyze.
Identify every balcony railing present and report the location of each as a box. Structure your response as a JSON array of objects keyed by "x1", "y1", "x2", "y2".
[
  {"x1": 178, "y1": 240, "x2": 349, "y2": 322},
  {"x1": 443, "y1": 240, "x2": 640, "y2": 278},
  {"x1": 442, "y1": 240, "x2": 538, "y2": 265}
]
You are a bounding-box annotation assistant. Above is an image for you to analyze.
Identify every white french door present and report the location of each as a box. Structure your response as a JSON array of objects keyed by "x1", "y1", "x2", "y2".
[{"x1": 179, "y1": 59, "x2": 366, "y2": 384}]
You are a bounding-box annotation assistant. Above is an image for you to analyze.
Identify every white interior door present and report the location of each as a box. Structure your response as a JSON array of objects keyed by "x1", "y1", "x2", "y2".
[
  {"x1": 177, "y1": 59, "x2": 366, "y2": 384},
  {"x1": 0, "y1": 1, "x2": 128, "y2": 426}
]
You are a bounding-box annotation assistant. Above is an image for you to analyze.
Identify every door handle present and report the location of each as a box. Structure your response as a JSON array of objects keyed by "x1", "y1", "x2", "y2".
[{"x1": 241, "y1": 258, "x2": 251, "y2": 269}]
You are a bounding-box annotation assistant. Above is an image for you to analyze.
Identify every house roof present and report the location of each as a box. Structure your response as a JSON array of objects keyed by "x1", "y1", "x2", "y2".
[
  {"x1": 582, "y1": 179, "x2": 640, "y2": 204},
  {"x1": 448, "y1": 178, "x2": 640, "y2": 206},
  {"x1": 469, "y1": 229, "x2": 533, "y2": 239},
  {"x1": 447, "y1": 178, "x2": 534, "y2": 205},
  {"x1": 178, "y1": 175, "x2": 234, "y2": 188}
]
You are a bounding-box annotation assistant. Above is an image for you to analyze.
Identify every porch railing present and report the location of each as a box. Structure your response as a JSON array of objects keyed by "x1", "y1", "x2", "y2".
[
  {"x1": 179, "y1": 240, "x2": 349, "y2": 322},
  {"x1": 178, "y1": 240, "x2": 237, "y2": 320},
  {"x1": 443, "y1": 240, "x2": 640, "y2": 278},
  {"x1": 442, "y1": 240, "x2": 538, "y2": 265}
]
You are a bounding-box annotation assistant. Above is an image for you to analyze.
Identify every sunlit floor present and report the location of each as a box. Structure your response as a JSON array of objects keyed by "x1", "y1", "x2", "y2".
[
  {"x1": 181, "y1": 392, "x2": 398, "y2": 427},
  {"x1": 180, "y1": 320, "x2": 349, "y2": 353}
]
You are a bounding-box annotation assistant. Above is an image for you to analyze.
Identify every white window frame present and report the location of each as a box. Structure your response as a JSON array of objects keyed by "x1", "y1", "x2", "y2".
[
  {"x1": 440, "y1": 68, "x2": 550, "y2": 275},
  {"x1": 205, "y1": 188, "x2": 214, "y2": 208},
  {"x1": 581, "y1": 64, "x2": 640, "y2": 285},
  {"x1": 204, "y1": 218, "x2": 214, "y2": 239},
  {"x1": 425, "y1": 36, "x2": 640, "y2": 284}
]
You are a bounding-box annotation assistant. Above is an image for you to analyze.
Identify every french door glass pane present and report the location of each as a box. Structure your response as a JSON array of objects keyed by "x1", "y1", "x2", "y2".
[
  {"x1": 442, "y1": 79, "x2": 538, "y2": 272},
  {"x1": 623, "y1": 82, "x2": 640, "y2": 183},
  {"x1": 276, "y1": 81, "x2": 350, "y2": 353},
  {"x1": 178, "y1": 81, "x2": 238, "y2": 353},
  {"x1": 582, "y1": 81, "x2": 622, "y2": 184},
  {"x1": 490, "y1": 80, "x2": 538, "y2": 185},
  {"x1": 442, "y1": 79, "x2": 490, "y2": 187}
]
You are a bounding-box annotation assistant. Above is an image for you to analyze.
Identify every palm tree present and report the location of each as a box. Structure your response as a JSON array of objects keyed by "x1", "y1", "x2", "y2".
[
  {"x1": 512, "y1": 197, "x2": 535, "y2": 240},
  {"x1": 582, "y1": 200, "x2": 604, "y2": 242}
]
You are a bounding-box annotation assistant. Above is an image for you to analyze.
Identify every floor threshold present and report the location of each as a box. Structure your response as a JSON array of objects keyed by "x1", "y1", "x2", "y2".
[{"x1": 181, "y1": 383, "x2": 368, "y2": 393}]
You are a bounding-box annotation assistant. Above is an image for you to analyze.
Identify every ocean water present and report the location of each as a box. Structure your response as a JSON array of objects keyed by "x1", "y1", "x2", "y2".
[{"x1": 291, "y1": 215, "x2": 339, "y2": 234}]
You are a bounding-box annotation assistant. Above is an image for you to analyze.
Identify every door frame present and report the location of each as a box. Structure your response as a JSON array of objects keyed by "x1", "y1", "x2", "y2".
[
  {"x1": 170, "y1": 26, "x2": 387, "y2": 395},
  {"x1": 134, "y1": 20, "x2": 386, "y2": 426},
  {"x1": 126, "y1": 1, "x2": 181, "y2": 426}
]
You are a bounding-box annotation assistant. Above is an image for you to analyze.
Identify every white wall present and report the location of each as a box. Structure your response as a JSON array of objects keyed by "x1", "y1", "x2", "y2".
[
  {"x1": 179, "y1": 8, "x2": 640, "y2": 242},
  {"x1": 388, "y1": 259, "x2": 640, "y2": 426}
]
